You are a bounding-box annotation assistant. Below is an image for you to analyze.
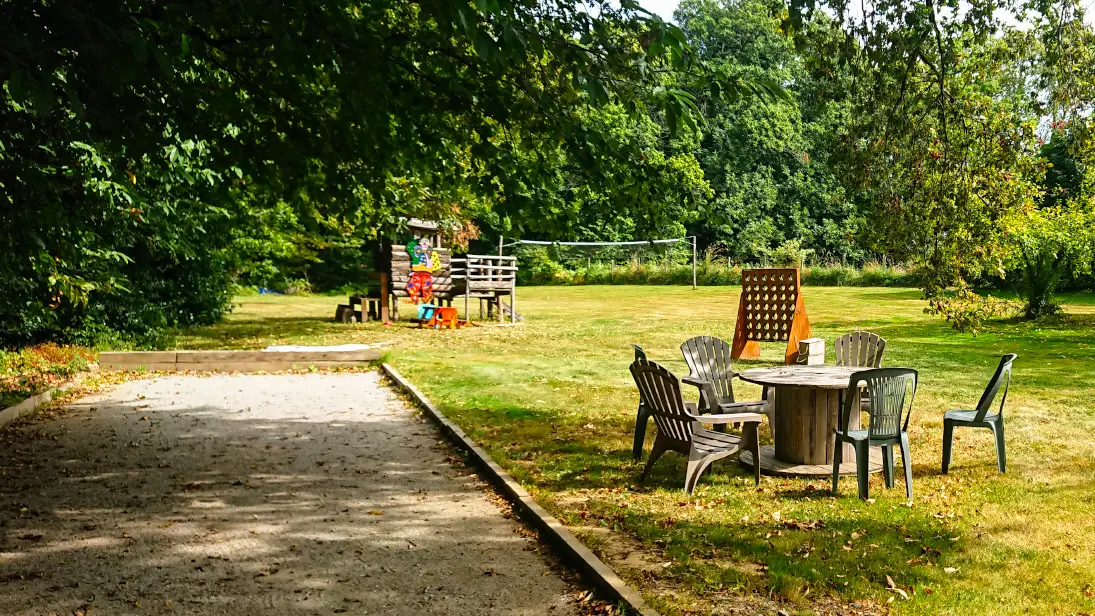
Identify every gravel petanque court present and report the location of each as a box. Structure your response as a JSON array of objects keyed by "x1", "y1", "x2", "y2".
[{"x1": 0, "y1": 372, "x2": 580, "y2": 615}]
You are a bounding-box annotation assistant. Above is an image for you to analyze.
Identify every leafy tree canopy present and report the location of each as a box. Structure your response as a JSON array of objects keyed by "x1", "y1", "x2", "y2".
[{"x1": 0, "y1": 0, "x2": 776, "y2": 343}]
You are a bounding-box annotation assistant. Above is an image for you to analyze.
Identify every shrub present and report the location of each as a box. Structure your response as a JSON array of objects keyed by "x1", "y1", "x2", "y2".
[
  {"x1": 0, "y1": 344, "x2": 95, "y2": 407},
  {"x1": 518, "y1": 255, "x2": 918, "y2": 288}
]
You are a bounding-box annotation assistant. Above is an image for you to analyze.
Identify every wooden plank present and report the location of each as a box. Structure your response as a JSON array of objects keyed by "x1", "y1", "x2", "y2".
[
  {"x1": 740, "y1": 445, "x2": 883, "y2": 477},
  {"x1": 99, "y1": 351, "x2": 178, "y2": 364},
  {"x1": 175, "y1": 360, "x2": 376, "y2": 372},
  {"x1": 774, "y1": 386, "x2": 794, "y2": 462},
  {"x1": 464, "y1": 254, "x2": 516, "y2": 260},
  {"x1": 461, "y1": 265, "x2": 519, "y2": 271},
  {"x1": 176, "y1": 351, "x2": 268, "y2": 363},
  {"x1": 391, "y1": 290, "x2": 455, "y2": 298},
  {"x1": 256, "y1": 351, "x2": 378, "y2": 361},
  {"x1": 100, "y1": 362, "x2": 178, "y2": 371},
  {"x1": 104, "y1": 351, "x2": 380, "y2": 371}
]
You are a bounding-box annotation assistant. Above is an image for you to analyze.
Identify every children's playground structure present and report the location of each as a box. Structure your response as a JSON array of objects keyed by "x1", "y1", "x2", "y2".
[{"x1": 335, "y1": 219, "x2": 519, "y2": 327}]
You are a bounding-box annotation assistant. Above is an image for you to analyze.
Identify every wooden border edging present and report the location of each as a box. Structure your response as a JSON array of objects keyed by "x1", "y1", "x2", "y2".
[
  {"x1": 0, "y1": 375, "x2": 86, "y2": 430},
  {"x1": 381, "y1": 364, "x2": 660, "y2": 616},
  {"x1": 99, "y1": 349, "x2": 381, "y2": 372}
]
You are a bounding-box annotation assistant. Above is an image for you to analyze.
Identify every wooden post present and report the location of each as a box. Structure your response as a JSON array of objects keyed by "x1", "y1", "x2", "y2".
[
  {"x1": 510, "y1": 272, "x2": 517, "y2": 324},
  {"x1": 379, "y1": 273, "x2": 390, "y2": 322},
  {"x1": 692, "y1": 236, "x2": 697, "y2": 290}
]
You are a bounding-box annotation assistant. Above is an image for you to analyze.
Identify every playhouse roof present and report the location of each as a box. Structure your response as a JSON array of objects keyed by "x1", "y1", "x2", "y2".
[{"x1": 406, "y1": 218, "x2": 439, "y2": 231}]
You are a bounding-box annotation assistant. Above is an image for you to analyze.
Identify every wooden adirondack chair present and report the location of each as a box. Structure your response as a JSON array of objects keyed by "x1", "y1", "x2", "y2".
[
  {"x1": 834, "y1": 331, "x2": 886, "y2": 410},
  {"x1": 629, "y1": 359, "x2": 763, "y2": 492},
  {"x1": 680, "y1": 336, "x2": 773, "y2": 434},
  {"x1": 942, "y1": 354, "x2": 1016, "y2": 474},
  {"x1": 832, "y1": 368, "x2": 917, "y2": 500},
  {"x1": 630, "y1": 344, "x2": 652, "y2": 460},
  {"x1": 834, "y1": 331, "x2": 887, "y2": 368}
]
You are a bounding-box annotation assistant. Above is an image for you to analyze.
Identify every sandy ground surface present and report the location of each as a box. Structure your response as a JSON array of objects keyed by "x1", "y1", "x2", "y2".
[{"x1": 0, "y1": 372, "x2": 582, "y2": 615}]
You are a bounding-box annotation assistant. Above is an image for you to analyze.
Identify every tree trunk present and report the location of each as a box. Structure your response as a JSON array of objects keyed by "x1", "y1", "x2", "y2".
[{"x1": 1021, "y1": 251, "x2": 1064, "y2": 319}]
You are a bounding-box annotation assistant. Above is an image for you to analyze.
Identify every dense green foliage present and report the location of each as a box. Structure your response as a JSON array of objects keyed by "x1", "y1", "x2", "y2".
[
  {"x1": 512, "y1": 0, "x2": 1094, "y2": 331},
  {"x1": 2, "y1": 0, "x2": 1094, "y2": 342},
  {"x1": 783, "y1": 0, "x2": 1095, "y2": 327},
  {"x1": 678, "y1": 0, "x2": 860, "y2": 263},
  {"x1": 3, "y1": 0, "x2": 771, "y2": 344}
]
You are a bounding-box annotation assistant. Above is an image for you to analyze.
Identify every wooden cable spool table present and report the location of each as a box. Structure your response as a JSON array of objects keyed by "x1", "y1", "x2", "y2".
[{"x1": 737, "y1": 366, "x2": 882, "y2": 477}]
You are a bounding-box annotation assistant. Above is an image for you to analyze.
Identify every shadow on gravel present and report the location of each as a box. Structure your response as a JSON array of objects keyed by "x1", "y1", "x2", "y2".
[{"x1": 0, "y1": 374, "x2": 577, "y2": 616}]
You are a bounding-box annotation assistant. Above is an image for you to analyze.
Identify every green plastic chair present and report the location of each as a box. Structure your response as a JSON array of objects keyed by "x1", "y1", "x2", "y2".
[
  {"x1": 942, "y1": 354, "x2": 1017, "y2": 474},
  {"x1": 832, "y1": 368, "x2": 918, "y2": 500},
  {"x1": 631, "y1": 344, "x2": 652, "y2": 460}
]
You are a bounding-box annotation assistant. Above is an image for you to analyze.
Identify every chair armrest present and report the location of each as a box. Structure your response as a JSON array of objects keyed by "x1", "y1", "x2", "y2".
[
  {"x1": 705, "y1": 412, "x2": 764, "y2": 425},
  {"x1": 717, "y1": 401, "x2": 769, "y2": 414},
  {"x1": 681, "y1": 376, "x2": 718, "y2": 413},
  {"x1": 682, "y1": 372, "x2": 736, "y2": 385}
]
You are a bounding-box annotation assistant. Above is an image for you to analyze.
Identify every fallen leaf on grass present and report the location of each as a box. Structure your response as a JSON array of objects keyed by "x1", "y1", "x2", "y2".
[
  {"x1": 783, "y1": 519, "x2": 823, "y2": 531},
  {"x1": 885, "y1": 574, "x2": 909, "y2": 600}
]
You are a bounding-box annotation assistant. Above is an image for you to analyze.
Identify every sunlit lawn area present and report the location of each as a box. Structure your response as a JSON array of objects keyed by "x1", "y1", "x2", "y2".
[{"x1": 173, "y1": 286, "x2": 1095, "y2": 615}]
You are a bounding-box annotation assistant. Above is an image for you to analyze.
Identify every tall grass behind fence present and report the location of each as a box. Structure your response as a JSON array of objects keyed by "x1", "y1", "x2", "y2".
[{"x1": 518, "y1": 257, "x2": 921, "y2": 288}]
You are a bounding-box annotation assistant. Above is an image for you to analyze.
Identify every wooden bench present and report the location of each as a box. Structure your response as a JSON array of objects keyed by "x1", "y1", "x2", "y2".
[{"x1": 349, "y1": 295, "x2": 385, "y2": 322}]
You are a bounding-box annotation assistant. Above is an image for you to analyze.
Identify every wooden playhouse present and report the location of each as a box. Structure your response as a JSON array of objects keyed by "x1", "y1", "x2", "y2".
[{"x1": 337, "y1": 219, "x2": 519, "y2": 323}]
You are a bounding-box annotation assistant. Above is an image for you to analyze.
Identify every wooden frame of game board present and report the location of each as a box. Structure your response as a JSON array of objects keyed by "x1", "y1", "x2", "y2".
[{"x1": 730, "y1": 268, "x2": 812, "y2": 364}]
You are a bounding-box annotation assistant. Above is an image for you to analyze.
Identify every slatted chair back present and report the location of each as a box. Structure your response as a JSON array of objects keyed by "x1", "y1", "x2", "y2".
[
  {"x1": 629, "y1": 359, "x2": 695, "y2": 445},
  {"x1": 631, "y1": 344, "x2": 649, "y2": 407},
  {"x1": 680, "y1": 335, "x2": 736, "y2": 404},
  {"x1": 842, "y1": 368, "x2": 918, "y2": 440},
  {"x1": 834, "y1": 331, "x2": 887, "y2": 368},
  {"x1": 974, "y1": 354, "x2": 1017, "y2": 422}
]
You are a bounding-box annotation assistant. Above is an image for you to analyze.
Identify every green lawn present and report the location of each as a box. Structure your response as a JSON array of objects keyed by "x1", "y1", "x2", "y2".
[{"x1": 174, "y1": 287, "x2": 1095, "y2": 615}]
